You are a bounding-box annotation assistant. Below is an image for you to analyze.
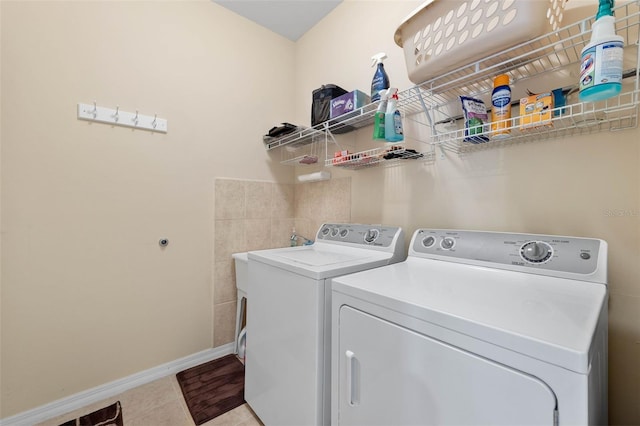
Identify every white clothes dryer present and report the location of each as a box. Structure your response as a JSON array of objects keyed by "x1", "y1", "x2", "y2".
[
  {"x1": 331, "y1": 229, "x2": 608, "y2": 426},
  {"x1": 245, "y1": 223, "x2": 405, "y2": 426}
]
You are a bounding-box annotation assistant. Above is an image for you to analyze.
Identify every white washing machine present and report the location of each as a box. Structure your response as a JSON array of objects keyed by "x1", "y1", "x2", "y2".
[
  {"x1": 246, "y1": 223, "x2": 405, "y2": 426},
  {"x1": 331, "y1": 229, "x2": 608, "y2": 426}
]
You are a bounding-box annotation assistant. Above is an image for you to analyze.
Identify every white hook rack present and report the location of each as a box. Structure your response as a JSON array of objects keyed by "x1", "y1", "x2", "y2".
[{"x1": 77, "y1": 102, "x2": 167, "y2": 133}]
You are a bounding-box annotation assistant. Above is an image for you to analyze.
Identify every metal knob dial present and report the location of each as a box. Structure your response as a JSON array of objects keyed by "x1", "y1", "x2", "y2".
[
  {"x1": 520, "y1": 241, "x2": 552, "y2": 263},
  {"x1": 364, "y1": 229, "x2": 380, "y2": 244},
  {"x1": 422, "y1": 236, "x2": 436, "y2": 248},
  {"x1": 441, "y1": 237, "x2": 455, "y2": 250}
]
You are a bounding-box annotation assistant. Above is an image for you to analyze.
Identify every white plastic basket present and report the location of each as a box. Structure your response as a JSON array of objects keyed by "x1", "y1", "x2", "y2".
[{"x1": 394, "y1": 0, "x2": 568, "y2": 84}]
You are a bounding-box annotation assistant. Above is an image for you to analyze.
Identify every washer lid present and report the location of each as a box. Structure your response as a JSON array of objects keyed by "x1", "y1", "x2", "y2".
[
  {"x1": 248, "y1": 245, "x2": 396, "y2": 279},
  {"x1": 272, "y1": 249, "x2": 364, "y2": 267},
  {"x1": 332, "y1": 257, "x2": 608, "y2": 374}
]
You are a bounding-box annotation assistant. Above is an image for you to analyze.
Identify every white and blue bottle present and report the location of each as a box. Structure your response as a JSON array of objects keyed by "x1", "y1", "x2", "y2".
[
  {"x1": 384, "y1": 88, "x2": 404, "y2": 142},
  {"x1": 579, "y1": 0, "x2": 624, "y2": 102}
]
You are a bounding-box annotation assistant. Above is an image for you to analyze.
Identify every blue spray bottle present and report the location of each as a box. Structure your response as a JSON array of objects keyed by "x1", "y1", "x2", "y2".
[
  {"x1": 384, "y1": 88, "x2": 404, "y2": 142},
  {"x1": 370, "y1": 53, "x2": 390, "y2": 102},
  {"x1": 579, "y1": 0, "x2": 624, "y2": 101}
]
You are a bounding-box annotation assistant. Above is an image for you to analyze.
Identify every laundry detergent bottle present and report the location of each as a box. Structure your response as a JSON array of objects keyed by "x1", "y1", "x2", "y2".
[
  {"x1": 384, "y1": 88, "x2": 404, "y2": 142},
  {"x1": 579, "y1": 0, "x2": 624, "y2": 102},
  {"x1": 370, "y1": 53, "x2": 390, "y2": 102}
]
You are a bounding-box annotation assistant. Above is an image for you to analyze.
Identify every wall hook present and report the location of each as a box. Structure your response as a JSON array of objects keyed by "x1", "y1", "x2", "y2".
[{"x1": 77, "y1": 102, "x2": 167, "y2": 133}]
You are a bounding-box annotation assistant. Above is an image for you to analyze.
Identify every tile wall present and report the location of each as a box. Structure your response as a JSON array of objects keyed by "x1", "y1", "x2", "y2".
[{"x1": 212, "y1": 177, "x2": 351, "y2": 346}]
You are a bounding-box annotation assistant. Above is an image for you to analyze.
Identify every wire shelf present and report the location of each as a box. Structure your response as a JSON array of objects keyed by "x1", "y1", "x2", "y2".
[
  {"x1": 436, "y1": 89, "x2": 640, "y2": 154},
  {"x1": 325, "y1": 146, "x2": 435, "y2": 170},
  {"x1": 264, "y1": 91, "x2": 429, "y2": 153},
  {"x1": 264, "y1": 126, "x2": 326, "y2": 151}
]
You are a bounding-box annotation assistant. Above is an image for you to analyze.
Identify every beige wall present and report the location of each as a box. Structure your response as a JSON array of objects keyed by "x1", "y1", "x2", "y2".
[
  {"x1": 295, "y1": 1, "x2": 640, "y2": 424},
  {"x1": 212, "y1": 176, "x2": 351, "y2": 347},
  {"x1": 0, "y1": 0, "x2": 296, "y2": 417},
  {"x1": 293, "y1": 176, "x2": 352, "y2": 240}
]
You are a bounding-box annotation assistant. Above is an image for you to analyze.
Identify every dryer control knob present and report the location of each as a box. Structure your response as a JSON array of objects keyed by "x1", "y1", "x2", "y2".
[
  {"x1": 364, "y1": 229, "x2": 380, "y2": 244},
  {"x1": 441, "y1": 237, "x2": 455, "y2": 250},
  {"x1": 422, "y1": 236, "x2": 436, "y2": 248},
  {"x1": 520, "y1": 241, "x2": 552, "y2": 263}
]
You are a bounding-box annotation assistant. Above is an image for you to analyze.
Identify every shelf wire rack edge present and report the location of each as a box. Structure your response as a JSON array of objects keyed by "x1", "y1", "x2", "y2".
[
  {"x1": 264, "y1": 126, "x2": 327, "y2": 151},
  {"x1": 436, "y1": 89, "x2": 640, "y2": 154},
  {"x1": 325, "y1": 146, "x2": 435, "y2": 170}
]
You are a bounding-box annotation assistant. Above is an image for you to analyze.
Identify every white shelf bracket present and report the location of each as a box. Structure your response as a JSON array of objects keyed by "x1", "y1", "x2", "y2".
[{"x1": 77, "y1": 102, "x2": 168, "y2": 133}]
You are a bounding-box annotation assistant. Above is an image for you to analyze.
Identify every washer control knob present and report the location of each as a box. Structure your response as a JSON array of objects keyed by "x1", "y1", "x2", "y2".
[
  {"x1": 521, "y1": 241, "x2": 553, "y2": 263},
  {"x1": 330, "y1": 228, "x2": 339, "y2": 237},
  {"x1": 339, "y1": 228, "x2": 349, "y2": 238},
  {"x1": 321, "y1": 226, "x2": 331, "y2": 236},
  {"x1": 441, "y1": 237, "x2": 455, "y2": 250},
  {"x1": 422, "y1": 236, "x2": 436, "y2": 248},
  {"x1": 364, "y1": 229, "x2": 380, "y2": 244}
]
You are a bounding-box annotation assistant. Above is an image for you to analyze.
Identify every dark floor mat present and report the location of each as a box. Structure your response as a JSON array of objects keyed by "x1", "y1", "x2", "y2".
[{"x1": 176, "y1": 354, "x2": 245, "y2": 425}]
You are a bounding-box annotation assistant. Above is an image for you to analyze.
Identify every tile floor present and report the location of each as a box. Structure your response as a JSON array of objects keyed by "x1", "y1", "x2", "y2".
[{"x1": 35, "y1": 375, "x2": 262, "y2": 426}]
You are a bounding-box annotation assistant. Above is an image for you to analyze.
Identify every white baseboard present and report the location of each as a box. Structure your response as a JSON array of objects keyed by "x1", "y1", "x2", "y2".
[{"x1": 0, "y1": 343, "x2": 235, "y2": 426}]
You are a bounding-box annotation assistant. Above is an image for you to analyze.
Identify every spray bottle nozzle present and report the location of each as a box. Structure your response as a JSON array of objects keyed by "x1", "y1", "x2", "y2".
[
  {"x1": 596, "y1": 0, "x2": 615, "y2": 19},
  {"x1": 371, "y1": 52, "x2": 388, "y2": 67}
]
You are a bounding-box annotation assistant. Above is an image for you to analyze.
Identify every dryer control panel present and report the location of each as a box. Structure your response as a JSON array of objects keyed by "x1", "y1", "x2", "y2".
[
  {"x1": 410, "y1": 229, "x2": 607, "y2": 282},
  {"x1": 316, "y1": 223, "x2": 402, "y2": 248}
]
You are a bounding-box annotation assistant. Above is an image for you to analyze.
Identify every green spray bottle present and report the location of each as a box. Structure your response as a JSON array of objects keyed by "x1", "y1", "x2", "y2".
[{"x1": 373, "y1": 89, "x2": 388, "y2": 140}]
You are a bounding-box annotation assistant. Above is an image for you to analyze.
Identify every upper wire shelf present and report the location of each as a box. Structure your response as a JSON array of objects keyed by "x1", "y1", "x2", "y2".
[{"x1": 263, "y1": 89, "x2": 429, "y2": 152}]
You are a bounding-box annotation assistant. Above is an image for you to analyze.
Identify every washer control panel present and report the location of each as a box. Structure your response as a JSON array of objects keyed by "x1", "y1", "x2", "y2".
[
  {"x1": 411, "y1": 229, "x2": 604, "y2": 276},
  {"x1": 317, "y1": 223, "x2": 401, "y2": 248}
]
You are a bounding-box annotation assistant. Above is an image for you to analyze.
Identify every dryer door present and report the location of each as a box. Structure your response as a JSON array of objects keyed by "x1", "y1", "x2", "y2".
[{"x1": 336, "y1": 306, "x2": 557, "y2": 426}]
